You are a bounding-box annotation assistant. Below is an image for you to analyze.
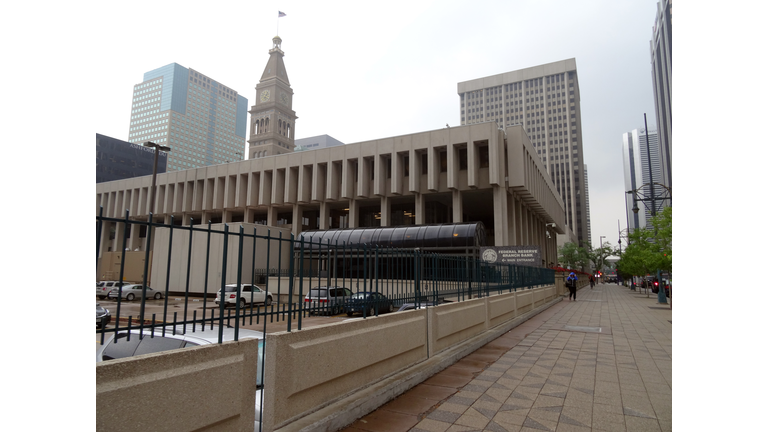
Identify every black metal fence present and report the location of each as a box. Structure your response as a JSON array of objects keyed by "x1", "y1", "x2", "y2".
[{"x1": 97, "y1": 208, "x2": 554, "y2": 338}]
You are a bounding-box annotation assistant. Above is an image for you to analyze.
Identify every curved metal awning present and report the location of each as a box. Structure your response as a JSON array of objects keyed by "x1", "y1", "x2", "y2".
[{"x1": 294, "y1": 222, "x2": 486, "y2": 250}]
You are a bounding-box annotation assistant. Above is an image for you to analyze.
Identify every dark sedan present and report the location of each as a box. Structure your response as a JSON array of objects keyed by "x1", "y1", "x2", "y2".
[{"x1": 345, "y1": 292, "x2": 393, "y2": 317}]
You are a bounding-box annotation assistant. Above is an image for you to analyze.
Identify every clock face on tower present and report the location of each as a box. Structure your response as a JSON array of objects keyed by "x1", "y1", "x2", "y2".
[
  {"x1": 281, "y1": 93, "x2": 288, "y2": 104},
  {"x1": 260, "y1": 90, "x2": 271, "y2": 102}
]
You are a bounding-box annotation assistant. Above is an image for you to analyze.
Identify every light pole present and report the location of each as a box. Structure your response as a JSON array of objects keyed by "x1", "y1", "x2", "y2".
[
  {"x1": 143, "y1": 141, "x2": 171, "y2": 216},
  {"x1": 599, "y1": 235, "x2": 606, "y2": 277}
]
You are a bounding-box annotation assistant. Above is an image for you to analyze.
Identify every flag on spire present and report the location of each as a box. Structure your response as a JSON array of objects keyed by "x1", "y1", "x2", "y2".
[{"x1": 278, "y1": 11, "x2": 286, "y2": 17}]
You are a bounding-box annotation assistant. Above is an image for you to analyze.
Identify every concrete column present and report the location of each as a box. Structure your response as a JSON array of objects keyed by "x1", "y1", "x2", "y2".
[
  {"x1": 414, "y1": 193, "x2": 425, "y2": 225},
  {"x1": 358, "y1": 156, "x2": 370, "y2": 198},
  {"x1": 292, "y1": 204, "x2": 303, "y2": 237},
  {"x1": 391, "y1": 153, "x2": 403, "y2": 195},
  {"x1": 267, "y1": 206, "x2": 278, "y2": 227},
  {"x1": 380, "y1": 196, "x2": 391, "y2": 226},
  {"x1": 452, "y1": 190, "x2": 463, "y2": 223},
  {"x1": 342, "y1": 159, "x2": 354, "y2": 200},
  {"x1": 319, "y1": 202, "x2": 330, "y2": 230},
  {"x1": 408, "y1": 149, "x2": 421, "y2": 193},
  {"x1": 348, "y1": 199, "x2": 359, "y2": 228},
  {"x1": 493, "y1": 185, "x2": 509, "y2": 246}
]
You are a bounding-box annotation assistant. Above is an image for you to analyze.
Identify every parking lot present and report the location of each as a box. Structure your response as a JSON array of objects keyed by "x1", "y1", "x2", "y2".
[{"x1": 96, "y1": 296, "x2": 375, "y2": 336}]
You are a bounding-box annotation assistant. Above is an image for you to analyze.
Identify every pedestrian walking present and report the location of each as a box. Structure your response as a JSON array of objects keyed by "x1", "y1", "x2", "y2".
[
  {"x1": 589, "y1": 274, "x2": 595, "y2": 289},
  {"x1": 566, "y1": 272, "x2": 578, "y2": 301}
]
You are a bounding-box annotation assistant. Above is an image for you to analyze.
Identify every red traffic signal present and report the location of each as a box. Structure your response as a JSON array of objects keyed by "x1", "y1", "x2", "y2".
[{"x1": 654, "y1": 281, "x2": 659, "y2": 287}]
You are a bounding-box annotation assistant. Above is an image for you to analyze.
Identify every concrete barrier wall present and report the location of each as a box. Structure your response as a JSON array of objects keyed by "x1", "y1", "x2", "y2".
[
  {"x1": 96, "y1": 284, "x2": 561, "y2": 432},
  {"x1": 264, "y1": 310, "x2": 429, "y2": 429},
  {"x1": 265, "y1": 284, "x2": 558, "y2": 431},
  {"x1": 96, "y1": 338, "x2": 261, "y2": 432}
]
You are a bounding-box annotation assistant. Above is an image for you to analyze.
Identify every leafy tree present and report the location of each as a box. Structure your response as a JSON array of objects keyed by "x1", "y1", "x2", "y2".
[
  {"x1": 618, "y1": 207, "x2": 672, "y2": 277},
  {"x1": 586, "y1": 241, "x2": 614, "y2": 273},
  {"x1": 558, "y1": 242, "x2": 588, "y2": 270}
]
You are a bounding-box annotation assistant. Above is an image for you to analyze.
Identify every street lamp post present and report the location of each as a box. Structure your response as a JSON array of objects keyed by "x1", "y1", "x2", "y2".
[
  {"x1": 143, "y1": 141, "x2": 171, "y2": 216},
  {"x1": 599, "y1": 235, "x2": 606, "y2": 277}
]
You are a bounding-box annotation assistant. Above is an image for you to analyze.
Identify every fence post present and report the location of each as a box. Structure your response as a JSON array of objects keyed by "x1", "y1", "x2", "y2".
[{"x1": 217, "y1": 224, "x2": 230, "y2": 343}]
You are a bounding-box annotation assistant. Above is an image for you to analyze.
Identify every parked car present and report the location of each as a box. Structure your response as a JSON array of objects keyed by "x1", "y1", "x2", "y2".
[
  {"x1": 97, "y1": 281, "x2": 120, "y2": 299},
  {"x1": 97, "y1": 303, "x2": 111, "y2": 329},
  {"x1": 304, "y1": 286, "x2": 354, "y2": 315},
  {"x1": 216, "y1": 284, "x2": 273, "y2": 308},
  {"x1": 346, "y1": 292, "x2": 394, "y2": 317},
  {"x1": 96, "y1": 326, "x2": 265, "y2": 428},
  {"x1": 107, "y1": 284, "x2": 163, "y2": 301},
  {"x1": 397, "y1": 298, "x2": 453, "y2": 312}
]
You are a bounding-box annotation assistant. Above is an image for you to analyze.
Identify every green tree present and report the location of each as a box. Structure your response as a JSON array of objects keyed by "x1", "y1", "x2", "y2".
[
  {"x1": 558, "y1": 242, "x2": 588, "y2": 270},
  {"x1": 618, "y1": 207, "x2": 672, "y2": 277},
  {"x1": 586, "y1": 241, "x2": 614, "y2": 273}
]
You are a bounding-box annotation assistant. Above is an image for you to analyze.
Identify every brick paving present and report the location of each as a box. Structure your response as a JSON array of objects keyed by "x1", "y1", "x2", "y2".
[{"x1": 340, "y1": 284, "x2": 672, "y2": 432}]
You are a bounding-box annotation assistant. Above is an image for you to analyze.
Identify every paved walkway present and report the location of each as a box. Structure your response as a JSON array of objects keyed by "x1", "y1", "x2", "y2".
[{"x1": 340, "y1": 283, "x2": 672, "y2": 432}]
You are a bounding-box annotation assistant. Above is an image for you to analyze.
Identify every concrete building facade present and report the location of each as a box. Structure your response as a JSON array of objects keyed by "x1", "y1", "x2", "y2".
[
  {"x1": 651, "y1": 0, "x2": 672, "y2": 190},
  {"x1": 127, "y1": 63, "x2": 249, "y2": 171},
  {"x1": 294, "y1": 134, "x2": 345, "y2": 152},
  {"x1": 96, "y1": 122, "x2": 566, "y2": 266},
  {"x1": 458, "y1": 59, "x2": 588, "y2": 246}
]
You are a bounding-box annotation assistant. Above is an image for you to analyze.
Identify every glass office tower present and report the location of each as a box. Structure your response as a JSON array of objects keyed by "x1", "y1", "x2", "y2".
[{"x1": 128, "y1": 63, "x2": 248, "y2": 171}]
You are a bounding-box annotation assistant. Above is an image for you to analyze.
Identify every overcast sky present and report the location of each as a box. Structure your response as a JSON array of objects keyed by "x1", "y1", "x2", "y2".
[{"x1": 72, "y1": 0, "x2": 659, "y2": 249}]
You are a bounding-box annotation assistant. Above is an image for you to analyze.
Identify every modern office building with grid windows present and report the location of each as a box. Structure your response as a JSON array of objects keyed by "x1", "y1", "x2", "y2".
[
  {"x1": 458, "y1": 59, "x2": 588, "y2": 245},
  {"x1": 127, "y1": 63, "x2": 249, "y2": 171}
]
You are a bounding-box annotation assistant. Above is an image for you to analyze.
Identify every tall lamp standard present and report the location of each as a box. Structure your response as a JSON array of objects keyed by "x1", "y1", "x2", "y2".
[
  {"x1": 143, "y1": 141, "x2": 171, "y2": 216},
  {"x1": 599, "y1": 235, "x2": 606, "y2": 277},
  {"x1": 141, "y1": 141, "x2": 170, "y2": 328}
]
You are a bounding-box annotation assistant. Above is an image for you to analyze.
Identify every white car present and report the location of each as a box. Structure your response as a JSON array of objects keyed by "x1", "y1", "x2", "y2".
[
  {"x1": 107, "y1": 283, "x2": 164, "y2": 301},
  {"x1": 215, "y1": 284, "x2": 273, "y2": 307},
  {"x1": 97, "y1": 281, "x2": 120, "y2": 299}
]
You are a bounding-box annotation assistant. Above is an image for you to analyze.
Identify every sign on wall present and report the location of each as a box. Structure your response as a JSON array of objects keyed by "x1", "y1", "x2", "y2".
[{"x1": 480, "y1": 246, "x2": 541, "y2": 267}]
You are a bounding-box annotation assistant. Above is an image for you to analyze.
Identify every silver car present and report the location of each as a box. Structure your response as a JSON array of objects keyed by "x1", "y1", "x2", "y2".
[
  {"x1": 97, "y1": 303, "x2": 111, "y2": 329},
  {"x1": 107, "y1": 284, "x2": 164, "y2": 301},
  {"x1": 97, "y1": 281, "x2": 120, "y2": 299},
  {"x1": 304, "y1": 286, "x2": 353, "y2": 315}
]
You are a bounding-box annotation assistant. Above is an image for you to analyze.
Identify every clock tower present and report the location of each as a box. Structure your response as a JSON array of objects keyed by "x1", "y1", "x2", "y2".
[{"x1": 248, "y1": 36, "x2": 297, "y2": 158}]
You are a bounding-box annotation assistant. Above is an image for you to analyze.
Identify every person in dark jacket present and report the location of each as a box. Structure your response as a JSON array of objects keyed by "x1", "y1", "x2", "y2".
[
  {"x1": 566, "y1": 272, "x2": 578, "y2": 301},
  {"x1": 589, "y1": 274, "x2": 595, "y2": 288}
]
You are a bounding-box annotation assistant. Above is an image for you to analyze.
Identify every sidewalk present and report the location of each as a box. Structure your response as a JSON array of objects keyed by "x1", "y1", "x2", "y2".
[{"x1": 340, "y1": 283, "x2": 672, "y2": 432}]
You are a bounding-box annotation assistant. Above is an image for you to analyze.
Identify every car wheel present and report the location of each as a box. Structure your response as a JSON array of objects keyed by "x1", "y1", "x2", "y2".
[
  {"x1": 98, "y1": 296, "x2": 106, "y2": 300},
  {"x1": 369, "y1": 306, "x2": 375, "y2": 317},
  {"x1": 126, "y1": 293, "x2": 135, "y2": 301},
  {"x1": 240, "y1": 298, "x2": 246, "y2": 308},
  {"x1": 154, "y1": 293, "x2": 162, "y2": 300},
  {"x1": 265, "y1": 296, "x2": 272, "y2": 306},
  {"x1": 388, "y1": 303, "x2": 393, "y2": 313},
  {"x1": 332, "y1": 305, "x2": 340, "y2": 315},
  {"x1": 346, "y1": 311, "x2": 353, "y2": 317}
]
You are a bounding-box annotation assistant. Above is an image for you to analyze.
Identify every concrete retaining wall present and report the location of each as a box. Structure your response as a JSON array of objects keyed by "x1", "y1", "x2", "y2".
[
  {"x1": 265, "y1": 284, "x2": 559, "y2": 431},
  {"x1": 96, "y1": 281, "x2": 567, "y2": 432},
  {"x1": 96, "y1": 338, "x2": 261, "y2": 432}
]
